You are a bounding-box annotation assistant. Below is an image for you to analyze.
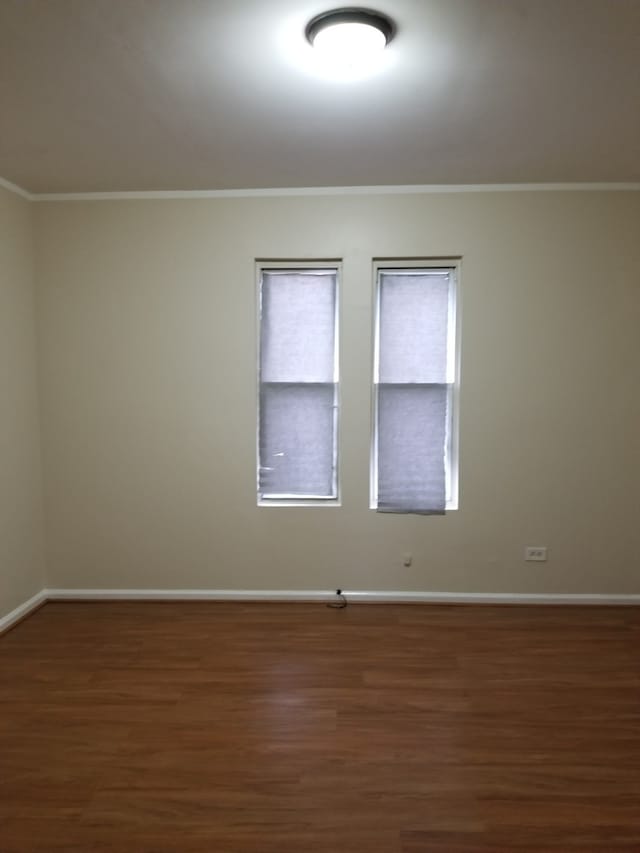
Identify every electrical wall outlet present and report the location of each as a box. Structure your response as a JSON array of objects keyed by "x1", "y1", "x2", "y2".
[{"x1": 525, "y1": 546, "x2": 548, "y2": 562}]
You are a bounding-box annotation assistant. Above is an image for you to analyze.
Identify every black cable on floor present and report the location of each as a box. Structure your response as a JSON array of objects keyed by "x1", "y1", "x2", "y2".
[{"x1": 327, "y1": 589, "x2": 348, "y2": 609}]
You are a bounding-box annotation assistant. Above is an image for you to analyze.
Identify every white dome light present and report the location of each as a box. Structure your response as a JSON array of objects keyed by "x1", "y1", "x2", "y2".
[{"x1": 306, "y1": 8, "x2": 394, "y2": 80}]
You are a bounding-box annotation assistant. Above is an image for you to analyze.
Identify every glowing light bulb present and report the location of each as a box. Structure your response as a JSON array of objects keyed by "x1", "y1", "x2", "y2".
[
  {"x1": 312, "y1": 22, "x2": 387, "y2": 75},
  {"x1": 304, "y1": 10, "x2": 394, "y2": 81}
]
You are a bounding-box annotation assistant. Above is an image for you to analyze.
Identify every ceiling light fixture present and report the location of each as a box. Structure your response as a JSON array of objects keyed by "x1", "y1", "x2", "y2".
[{"x1": 305, "y1": 7, "x2": 395, "y2": 79}]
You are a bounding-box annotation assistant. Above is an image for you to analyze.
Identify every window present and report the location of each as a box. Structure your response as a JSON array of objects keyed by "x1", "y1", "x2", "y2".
[
  {"x1": 257, "y1": 262, "x2": 340, "y2": 504},
  {"x1": 371, "y1": 261, "x2": 460, "y2": 513}
]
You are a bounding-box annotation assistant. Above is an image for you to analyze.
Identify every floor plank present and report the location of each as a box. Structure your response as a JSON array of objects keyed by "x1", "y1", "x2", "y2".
[{"x1": 1, "y1": 601, "x2": 639, "y2": 851}]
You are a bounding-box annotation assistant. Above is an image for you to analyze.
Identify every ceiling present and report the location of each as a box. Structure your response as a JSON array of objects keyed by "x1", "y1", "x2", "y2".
[{"x1": 1, "y1": 0, "x2": 639, "y2": 194}]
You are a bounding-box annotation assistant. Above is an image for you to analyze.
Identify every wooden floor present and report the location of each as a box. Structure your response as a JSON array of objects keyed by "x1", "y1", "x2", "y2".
[{"x1": 1, "y1": 602, "x2": 640, "y2": 852}]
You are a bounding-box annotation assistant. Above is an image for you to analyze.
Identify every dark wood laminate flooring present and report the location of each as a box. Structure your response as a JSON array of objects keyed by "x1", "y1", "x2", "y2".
[{"x1": 1, "y1": 601, "x2": 640, "y2": 851}]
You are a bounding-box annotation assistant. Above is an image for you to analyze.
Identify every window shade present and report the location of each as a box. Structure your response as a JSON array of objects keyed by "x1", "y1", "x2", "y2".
[
  {"x1": 375, "y1": 270, "x2": 454, "y2": 514},
  {"x1": 260, "y1": 384, "x2": 336, "y2": 496},
  {"x1": 259, "y1": 270, "x2": 338, "y2": 500},
  {"x1": 379, "y1": 274, "x2": 450, "y2": 384},
  {"x1": 377, "y1": 385, "x2": 448, "y2": 512},
  {"x1": 261, "y1": 272, "x2": 336, "y2": 383}
]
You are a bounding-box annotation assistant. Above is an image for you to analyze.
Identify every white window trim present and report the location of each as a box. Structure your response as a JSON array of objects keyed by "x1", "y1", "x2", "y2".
[
  {"x1": 370, "y1": 258, "x2": 461, "y2": 512},
  {"x1": 256, "y1": 260, "x2": 342, "y2": 507}
]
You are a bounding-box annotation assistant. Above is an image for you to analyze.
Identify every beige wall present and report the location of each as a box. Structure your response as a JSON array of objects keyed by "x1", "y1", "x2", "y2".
[
  {"x1": 0, "y1": 186, "x2": 45, "y2": 618},
  {"x1": 34, "y1": 190, "x2": 640, "y2": 594}
]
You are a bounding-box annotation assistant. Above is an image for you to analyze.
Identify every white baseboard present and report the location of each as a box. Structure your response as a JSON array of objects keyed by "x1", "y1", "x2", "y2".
[
  {"x1": 2, "y1": 589, "x2": 639, "y2": 636},
  {"x1": 0, "y1": 590, "x2": 47, "y2": 634},
  {"x1": 44, "y1": 588, "x2": 331, "y2": 602},
  {"x1": 44, "y1": 588, "x2": 640, "y2": 605}
]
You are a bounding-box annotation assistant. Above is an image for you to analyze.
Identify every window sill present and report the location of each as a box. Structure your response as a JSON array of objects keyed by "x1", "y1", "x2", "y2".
[
  {"x1": 369, "y1": 503, "x2": 458, "y2": 513},
  {"x1": 258, "y1": 499, "x2": 342, "y2": 508}
]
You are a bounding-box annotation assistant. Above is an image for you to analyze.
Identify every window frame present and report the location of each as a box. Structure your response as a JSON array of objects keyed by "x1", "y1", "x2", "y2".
[
  {"x1": 256, "y1": 259, "x2": 342, "y2": 507},
  {"x1": 370, "y1": 258, "x2": 461, "y2": 513}
]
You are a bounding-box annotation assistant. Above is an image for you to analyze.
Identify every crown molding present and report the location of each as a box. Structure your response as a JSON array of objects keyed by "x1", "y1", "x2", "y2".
[
  {"x1": 31, "y1": 182, "x2": 640, "y2": 202},
  {"x1": 0, "y1": 175, "x2": 32, "y2": 200},
  {"x1": 3, "y1": 176, "x2": 639, "y2": 203}
]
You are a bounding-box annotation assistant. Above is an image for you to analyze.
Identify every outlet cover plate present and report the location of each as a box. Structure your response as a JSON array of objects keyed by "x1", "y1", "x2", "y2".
[{"x1": 525, "y1": 546, "x2": 548, "y2": 562}]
